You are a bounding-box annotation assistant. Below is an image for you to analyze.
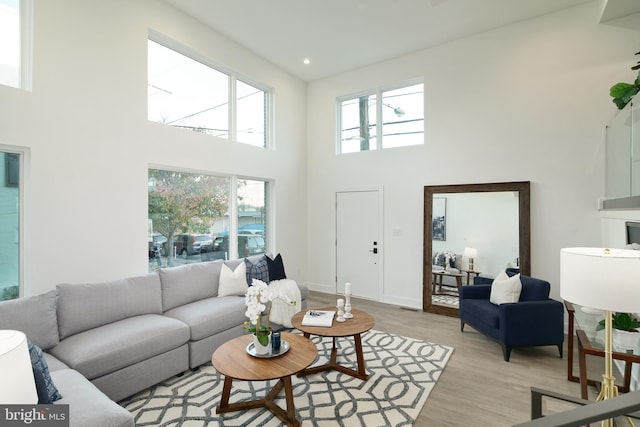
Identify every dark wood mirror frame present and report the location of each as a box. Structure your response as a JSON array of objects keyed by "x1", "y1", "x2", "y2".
[{"x1": 423, "y1": 181, "x2": 531, "y2": 316}]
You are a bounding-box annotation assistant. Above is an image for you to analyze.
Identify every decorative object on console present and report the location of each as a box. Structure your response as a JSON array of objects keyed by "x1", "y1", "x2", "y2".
[
  {"x1": 464, "y1": 247, "x2": 478, "y2": 271},
  {"x1": 243, "y1": 279, "x2": 294, "y2": 355},
  {"x1": 0, "y1": 330, "x2": 38, "y2": 404},
  {"x1": 561, "y1": 247, "x2": 640, "y2": 427},
  {"x1": 596, "y1": 312, "x2": 640, "y2": 351}
]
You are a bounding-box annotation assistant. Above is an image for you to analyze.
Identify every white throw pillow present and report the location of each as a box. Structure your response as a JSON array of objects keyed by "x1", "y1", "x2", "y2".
[
  {"x1": 489, "y1": 272, "x2": 522, "y2": 305},
  {"x1": 218, "y1": 263, "x2": 249, "y2": 297}
]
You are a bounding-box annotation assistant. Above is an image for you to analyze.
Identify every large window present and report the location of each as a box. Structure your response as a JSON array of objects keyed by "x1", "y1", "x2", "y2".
[
  {"x1": 338, "y1": 82, "x2": 424, "y2": 153},
  {"x1": 148, "y1": 37, "x2": 270, "y2": 147},
  {"x1": 148, "y1": 169, "x2": 268, "y2": 271},
  {"x1": 0, "y1": 0, "x2": 31, "y2": 90},
  {"x1": 0, "y1": 150, "x2": 22, "y2": 301}
]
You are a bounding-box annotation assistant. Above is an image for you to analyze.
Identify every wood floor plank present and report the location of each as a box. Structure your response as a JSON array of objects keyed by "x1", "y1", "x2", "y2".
[{"x1": 306, "y1": 291, "x2": 606, "y2": 427}]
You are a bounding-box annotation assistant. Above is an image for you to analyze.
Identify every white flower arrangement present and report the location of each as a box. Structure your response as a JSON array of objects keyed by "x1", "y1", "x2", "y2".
[{"x1": 244, "y1": 279, "x2": 295, "y2": 346}]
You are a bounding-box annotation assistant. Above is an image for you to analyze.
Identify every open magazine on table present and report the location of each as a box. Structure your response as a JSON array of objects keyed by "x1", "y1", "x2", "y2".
[{"x1": 301, "y1": 310, "x2": 336, "y2": 327}]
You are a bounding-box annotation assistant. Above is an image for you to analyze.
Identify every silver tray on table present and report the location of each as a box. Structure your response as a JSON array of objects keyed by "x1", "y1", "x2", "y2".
[{"x1": 246, "y1": 340, "x2": 290, "y2": 358}]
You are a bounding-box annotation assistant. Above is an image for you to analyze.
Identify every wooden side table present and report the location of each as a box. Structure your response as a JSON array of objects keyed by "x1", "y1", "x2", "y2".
[
  {"x1": 291, "y1": 307, "x2": 375, "y2": 381},
  {"x1": 461, "y1": 269, "x2": 481, "y2": 285},
  {"x1": 212, "y1": 332, "x2": 317, "y2": 427},
  {"x1": 431, "y1": 271, "x2": 463, "y2": 294}
]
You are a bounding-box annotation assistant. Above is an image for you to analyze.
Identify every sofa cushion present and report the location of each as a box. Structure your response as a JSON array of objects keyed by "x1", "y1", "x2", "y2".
[
  {"x1": 164, "y1": 296, "x2": 247, "y2": 341},
  {"x1": 218, "y1": 262, "x2": 249, "y2": 297},
  {"x1": 28, "y1": 341, "x2": 62, "y2": 402},
  {"x1": 266, "y1": 253, "x2": 287, "y2": 281},
  {"x1": 159, "y1": 261, "x2": 222, "y2": 311},
  {"x1": 51, "y1": 369, "x2": 134, "y2": 427},
  {"x1": 50, "y1": 314, "x2": 189, "y2": 380},
  {"x1": 490, "y1": 272, "x2": 522, "y2": 305},
  {"x1": 0, "y1": 290, "x2": 59, "y2": 350},
  {"x1": 57, "y1": 273, "x2": 162, "y2": 339},
  {"x1": 245, "y1": 255, "x2": 269, "y2": 285}
]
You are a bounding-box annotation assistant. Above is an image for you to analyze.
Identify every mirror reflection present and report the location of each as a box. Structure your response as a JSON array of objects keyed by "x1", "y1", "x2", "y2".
[{"x1": 423, "y1": 182, "x2": 530, "y2": 316}]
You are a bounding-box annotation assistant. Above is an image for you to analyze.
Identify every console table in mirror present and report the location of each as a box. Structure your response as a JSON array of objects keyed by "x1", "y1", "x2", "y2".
[{"x1": 423, "y1": 182, "x2": 531, "y2": 316}]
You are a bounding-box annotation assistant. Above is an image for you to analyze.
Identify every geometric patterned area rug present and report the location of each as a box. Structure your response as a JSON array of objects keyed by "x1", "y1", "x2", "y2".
[{"x1": 119, "y1": 330, "x2": 454, "y2": 426}]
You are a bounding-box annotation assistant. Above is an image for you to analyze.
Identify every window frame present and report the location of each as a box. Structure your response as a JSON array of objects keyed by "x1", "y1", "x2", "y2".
[
  {"x1": 147, "y1": 166, "x2": 272, "y2": 270},
  {"x1": 147, "y1": 31, "x2": 273, "y2": 148},
  {"x1": 0, "y1": 144, "x2": 28, "y2": 299},
  {"x1": 0, "y1": 0, "x2": 32, "y2": 90},
  {"x1": 336, "y1": 79, "x2": 424, "y2": 154}
]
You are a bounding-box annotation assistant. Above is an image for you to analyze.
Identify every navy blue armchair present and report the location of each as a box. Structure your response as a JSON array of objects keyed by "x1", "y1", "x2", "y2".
[{"x1": 459, "y1": 274, "x2": 564, "y2": 361}]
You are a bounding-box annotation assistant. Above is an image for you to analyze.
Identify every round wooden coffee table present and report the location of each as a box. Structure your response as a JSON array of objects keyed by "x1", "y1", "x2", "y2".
[
  {"x1": 291, "y1": 307, "x2": 375, "y2": 380},
  {"x1": 211, "y1": 332, "x2": 317, "y2": 427}
]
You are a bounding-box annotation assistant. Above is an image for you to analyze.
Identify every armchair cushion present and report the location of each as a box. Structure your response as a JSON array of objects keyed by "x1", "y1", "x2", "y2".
[{"x1": 489, "y1": 272, "x2": 522, "y2": 305}]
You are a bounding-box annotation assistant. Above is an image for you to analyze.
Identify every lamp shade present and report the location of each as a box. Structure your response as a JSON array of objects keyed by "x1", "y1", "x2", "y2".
[
  {"x1": 464, "y1": 247, "x2": 478, "y2": 258},
  {"x1": 0, "y1": 330, "x2": 37, "y2": 404},
  {"x1": 560, "y1": 247, "x2": 640, "y2": 313}
]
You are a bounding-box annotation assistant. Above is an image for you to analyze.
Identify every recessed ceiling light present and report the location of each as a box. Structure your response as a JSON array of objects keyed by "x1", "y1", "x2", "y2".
[{"x1": 303, "y1": 58, "x2": 310, "y2": 65}]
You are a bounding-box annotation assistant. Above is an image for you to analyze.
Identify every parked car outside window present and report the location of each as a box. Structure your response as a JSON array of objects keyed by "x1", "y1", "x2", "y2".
[
  {"x1": 172, "y1": 233, "x2": 213, "y2": 256},
  {"x1": 238, "y1": 224, "x2": 265, "y2": 235},
  {"x1": 201, "y1": 234, "x2": 265, "y2": 260}
]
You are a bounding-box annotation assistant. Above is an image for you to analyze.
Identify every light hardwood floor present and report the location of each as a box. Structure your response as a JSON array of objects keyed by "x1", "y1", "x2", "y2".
[{"x1": 306, "y1": 291, "x2": 605, "y2": 427}]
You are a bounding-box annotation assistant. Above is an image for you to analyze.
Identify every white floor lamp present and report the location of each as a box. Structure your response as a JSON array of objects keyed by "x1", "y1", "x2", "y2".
[{"x1": 560, "y1": 247, "x2": 640, "y2": 427}]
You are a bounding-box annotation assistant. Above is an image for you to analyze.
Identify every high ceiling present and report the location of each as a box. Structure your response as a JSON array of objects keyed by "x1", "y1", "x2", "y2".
[{"x1": 164, "y1": 0, "x2": 639, "y2": 82}]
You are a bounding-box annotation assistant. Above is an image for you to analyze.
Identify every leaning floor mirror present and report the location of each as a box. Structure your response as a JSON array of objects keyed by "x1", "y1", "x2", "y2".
[{"x1": 422, "y1": 182, "x2": 531, "y2": 316}]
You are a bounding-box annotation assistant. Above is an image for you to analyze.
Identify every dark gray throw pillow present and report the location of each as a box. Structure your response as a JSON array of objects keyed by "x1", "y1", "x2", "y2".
[
  {"x1": 266, "y1": 253, "x2": 287, "y2": 281},
  {"x1": 28, "y1": 341, "x2": 62, "y2": 402},
  {"x1": 245, "y1": 255, "x2": 270, "y2": 285}
]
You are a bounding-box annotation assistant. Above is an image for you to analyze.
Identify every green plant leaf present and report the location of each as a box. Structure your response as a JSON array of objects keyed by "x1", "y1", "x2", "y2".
[
  {"x1": 613, "y1": 97, "x2": 629, "y2": 110},
  {"x1": 610, "y1": 82, "x2": 635, "y2": 98},
  {"x1": 620, "y1": 86, "x2": 639, "y2": 103}
]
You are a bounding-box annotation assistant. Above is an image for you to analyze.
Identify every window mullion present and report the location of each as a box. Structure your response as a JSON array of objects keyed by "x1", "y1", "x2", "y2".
[
  {"x1": 376, "y1": 89, "x2": 383, "y2": 149},
  {"x1": 229, "y1": 176, "x2": 238, "y2": 259},
  {"x1": 229, "y1": 76, "x2": 237, "y2": 142}
]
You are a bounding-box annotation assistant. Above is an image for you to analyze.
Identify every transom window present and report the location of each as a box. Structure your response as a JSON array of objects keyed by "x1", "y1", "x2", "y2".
[
  {"x1": 338, "y1": 82, "x2": 424, "y2": 154},
  {"x1": 147, "y1": 37, "x2": 270, "y2": 148}
]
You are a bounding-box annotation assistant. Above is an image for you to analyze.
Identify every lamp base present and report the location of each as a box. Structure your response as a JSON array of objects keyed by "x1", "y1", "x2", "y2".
[{"x1": 598, "y1": 311, "x2": 634, "y2": 427}]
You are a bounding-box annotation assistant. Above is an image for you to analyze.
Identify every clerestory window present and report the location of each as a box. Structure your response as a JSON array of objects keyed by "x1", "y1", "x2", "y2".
[
  {"x1": 338, "y1": 82, "x2": 424, "y2": 154},
  {"x1": 0, "y1": 0, "x2": 32, "y2": 90},
  {"x1": 147, "y1": 36, "x2": 271, "y2": 148}
]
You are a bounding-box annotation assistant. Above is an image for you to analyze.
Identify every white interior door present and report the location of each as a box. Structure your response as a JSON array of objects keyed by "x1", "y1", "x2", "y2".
[{"x1": 336, "y1": 190, "x2": 382, "y2": 300}]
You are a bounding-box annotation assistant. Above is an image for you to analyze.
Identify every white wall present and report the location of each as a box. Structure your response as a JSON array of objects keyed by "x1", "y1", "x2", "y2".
[
  {"x1": 0, "y1": 0, "x2": 307, "y2": 295},
  {"x1": 306, "y1": 2, "x2": 640, "y2": 307}
]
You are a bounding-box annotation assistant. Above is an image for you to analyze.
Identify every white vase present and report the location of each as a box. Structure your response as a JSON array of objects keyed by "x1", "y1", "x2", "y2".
[
  {"x1": 252, "y1": 333, "x2": 271, "y2": 355},
  {"x1": 613, "y1": 329, "x2": 639, "y2": 351}
]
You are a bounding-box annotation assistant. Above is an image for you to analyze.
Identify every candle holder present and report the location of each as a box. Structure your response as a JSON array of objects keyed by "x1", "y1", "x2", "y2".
[
  {"x1": 336, "y1": 305, "x2": 345, "y2": 322},
  {"x1": 344, "y1": 293, "x2": 353, "y2": 319}
]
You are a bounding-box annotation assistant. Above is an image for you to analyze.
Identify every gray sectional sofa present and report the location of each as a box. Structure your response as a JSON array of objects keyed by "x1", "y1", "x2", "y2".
[{"x1": 0, "y1": 255, "x2": 307, "y2": 427}]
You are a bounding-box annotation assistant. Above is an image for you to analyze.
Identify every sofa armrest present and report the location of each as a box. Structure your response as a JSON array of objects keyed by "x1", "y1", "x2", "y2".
[
  {"x1": 459, "y1": 284, "x2": 491, "y2": 300},
  {"x1": 499, "y1": 299, "x2": 564, "y2": 344}
]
